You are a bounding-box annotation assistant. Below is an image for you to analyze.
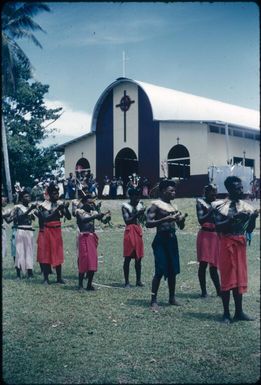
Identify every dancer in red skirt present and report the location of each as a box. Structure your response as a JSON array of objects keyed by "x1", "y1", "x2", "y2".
[
  {"x1": 38, "y1": 183, "x2": 71, "y2": 284},
  {"x1": 76, "y1": 193, "x2": 106, "y2": 290},
  {"x1": 196, "y1": 184, "x2": 220, "y2": 297},
  {"x1": 213, "y1": 176, "x2": 259, "y2": 323},
  {"x1": 122, "y1": 187, "x2": 146, "y2": 288}
]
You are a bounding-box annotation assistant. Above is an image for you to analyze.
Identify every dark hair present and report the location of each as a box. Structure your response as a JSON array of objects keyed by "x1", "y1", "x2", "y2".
[
  {"x1": 81, "y1": 193, "x2": 93, "y2": 203},
  {"x1": 204, "y1": 184, "x2": 217, "y2": 194},
  {"x1": 47, "y1": 182, "x2": 59, "y2": 195},
  {"x1": 159, "y1": 179, "x2": 176, "y2": 191},
  {"x1": 128, "y1": 187, "x2": 141, "y2": 197},
  {"x1": 224, "y1": 176, "x2": 242, "y2": 191},
  {"x1": 19, "y1": 188, "x2": 31, "y2": 200}
]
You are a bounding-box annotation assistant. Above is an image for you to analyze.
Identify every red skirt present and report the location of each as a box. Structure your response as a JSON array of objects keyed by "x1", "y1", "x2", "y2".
[
  {"x1": 42, "y1": 221, "x2": 64, "y2": 267},
  {"x1": 123, "y1": 224, "x2": 144, "y2": 259},
  {"x1": 78, "y1": 232, "x2": 98, "y2": 273},
  {"x1": 219, "y1": 235, "x2": 247, "y2": 294},
  {"x1": 36, "y1": 230, "x2": 45, "y2": 263},
  {"x1": 196, "y1": 223, "x2": 219, "y2": 267}
]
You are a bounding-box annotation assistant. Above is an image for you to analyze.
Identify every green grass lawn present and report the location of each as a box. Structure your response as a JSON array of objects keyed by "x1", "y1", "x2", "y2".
[{"x1": 2, "y1": 199, "x2": 260, "y2": 384}]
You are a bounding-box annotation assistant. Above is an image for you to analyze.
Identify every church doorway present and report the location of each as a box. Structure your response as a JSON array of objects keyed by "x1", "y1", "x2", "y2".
[
  {"x1": 115, "y1": 148, "x2": 138, "y2": 185},
  {"x1": 167, "y1": 145, "x2": 190, "y2": 179}
]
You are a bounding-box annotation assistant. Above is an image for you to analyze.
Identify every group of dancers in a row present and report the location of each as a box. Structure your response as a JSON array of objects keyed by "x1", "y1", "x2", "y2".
[{"x1": 2, "y1": 176, "x2": 259, "y2": 323}]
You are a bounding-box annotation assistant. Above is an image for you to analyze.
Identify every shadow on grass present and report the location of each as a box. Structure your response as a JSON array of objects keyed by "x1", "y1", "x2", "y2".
[
  {"x1": 184, "y1": 311, "x2": 220, "y2": 321},
  {"x1": 126, "y1": 298, "x2": 167, "y2": 308},
  {"x1": 177, "y1": 292, "x2": 220, "y2": 300}
]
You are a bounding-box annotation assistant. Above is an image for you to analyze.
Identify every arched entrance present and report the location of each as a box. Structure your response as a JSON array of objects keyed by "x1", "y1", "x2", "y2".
[
  {"x1": 167, "y1": 145, "x2": 190, "y2": 179},
  {"x1": 115, "y1": 148, "x2": 138, "y2": 185},
  {"x1": 75, "y1": 157, "x2": 91, "y2": 178}
]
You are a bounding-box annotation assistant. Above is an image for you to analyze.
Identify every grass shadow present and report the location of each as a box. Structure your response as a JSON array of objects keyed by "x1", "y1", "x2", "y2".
[
  {"x1": 184, "y1": 311, "x2": 220, "y2": 322},
  {"x1": 126, "y1": 298, "x2": 167, "y2": 308},
  {"x1": 104, "y1": 281, "x2": 125, "y2": 288}
]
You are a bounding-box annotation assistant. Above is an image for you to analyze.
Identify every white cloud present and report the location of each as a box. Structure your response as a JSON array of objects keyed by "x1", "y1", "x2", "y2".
[{"x1": 44, "y1": 99, "x2": 92, "y2": 138}]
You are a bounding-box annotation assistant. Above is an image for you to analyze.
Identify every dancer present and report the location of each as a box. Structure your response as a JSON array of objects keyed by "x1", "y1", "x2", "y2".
[
  {"x1": 14, "y1": 189, "x2": 37, "y2": 279},
  {"x1": 38, "y1": 183, "x2": 71, "y2": 284},
  {"x1": 212, "y1": 176, "x2": 259, "y2": 323},
  {"x1": 196, "y1": 184, "x2": 220, "y2": 297},
  {"x1": 2, "y1": 195, "x2": 13, "y2": 259},
  {"x1": 122, "y1": 187, "x2": 146, "y2": 287},
  {"x1": 146, "y1": 179, "x2": 187, "y2": 310},
  {"x1": 76, "y1": 193, "x2": 106, "y2": 290}
]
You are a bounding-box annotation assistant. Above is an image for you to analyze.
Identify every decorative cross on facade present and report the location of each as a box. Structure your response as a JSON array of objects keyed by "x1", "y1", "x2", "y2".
[
  {"x1": 177, "y1": 137, "x2": 180, "y2": 145},
  {"x1": 116, "y1": 90, "x2": 135, "y2": 142}
]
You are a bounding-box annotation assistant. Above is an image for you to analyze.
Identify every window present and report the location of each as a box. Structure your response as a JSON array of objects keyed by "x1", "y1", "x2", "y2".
[
  {"x1": 233, "y1": 129, "x2": 243, "y2": 138},
  {"x1": 244, "y1": 132, "x2": 254, "y2": 140},
  {"x1": 233, "y1": 157, "x2": 254, "y2": 168},
  {"x1": 209, "y1": 125, "x2": 219, "y2": 133}
]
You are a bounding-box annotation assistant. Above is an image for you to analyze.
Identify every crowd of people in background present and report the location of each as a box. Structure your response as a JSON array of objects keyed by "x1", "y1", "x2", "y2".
[{"x1": 11, "y1": 171, "x2": 152, "y2": 204}]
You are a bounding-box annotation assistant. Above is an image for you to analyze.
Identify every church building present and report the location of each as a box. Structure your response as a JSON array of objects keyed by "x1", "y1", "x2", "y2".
[{"x1": 56, "y1": 77, "x2": 259, "y2": 197}]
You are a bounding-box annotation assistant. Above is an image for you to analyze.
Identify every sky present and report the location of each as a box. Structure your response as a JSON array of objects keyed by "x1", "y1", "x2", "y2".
[{"x1": 18, "y1": 1, "x2": 259, "y2": 145}]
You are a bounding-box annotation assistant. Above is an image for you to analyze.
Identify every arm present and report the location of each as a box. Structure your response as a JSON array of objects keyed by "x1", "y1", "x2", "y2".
[
  {"x1": 61, "y1": 201, "x2": 71, "y2": 220},
  {"x1": 16, "y1": 204, "x2": 37, "y2": 221},
  {"x1": 2, "y1": 208, "x2": 15, "y2": 223},
  {"x1": 196, "y1": 200, "x2": 212, "y2": 225},
  {"x1": 122, "y1": 206, "x2": 145, "y2": 225},
  {"x1": 246, "y1": 210, "x2": 259, "y2": 233},
  {"x1": 41, "y1": 206, "x2": 63, "y2": 221},
  {"x1": 77, "y1": 211, "x2": 104, "y2": 223},
  {"x1": 146, "y1": 205, "x2": 178, "y2": 228},
  {"x1": 175, "y1": 212, "x2": 187, "y2": 230}
]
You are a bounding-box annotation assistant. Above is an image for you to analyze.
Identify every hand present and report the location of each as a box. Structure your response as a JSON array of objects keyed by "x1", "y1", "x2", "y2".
[
  {"x1": 57, "y1": 203, "x2": 65, "y2": 211},
  {"x1": 97, "y1": 213, "x2": 105, "y2": 220},
  {"x1": 30, "y1": 203, "x2": 37, "y2": 210},
  {"x1": 165, "y1": 214, "x2": 178, "y2": 222},
  {"x1": 232, "y1": 211, "x2": 249, "y2": 221},
  {"x1": 252, "y1": 209, "x2": 259, "y2": 218}
]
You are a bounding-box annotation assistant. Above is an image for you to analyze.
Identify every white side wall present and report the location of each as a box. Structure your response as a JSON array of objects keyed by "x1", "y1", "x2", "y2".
[
  {"x1": 113, "y1": 83, "x2": 139, "y2": 160},
  {"x1": 64, "y1": 134, "x2": 96, "y2": 177},
  {"x1": 159, "y1": 122, "x2": 208, "y2": 177},
  {"x1": 207, "y1": 132, "x2": 260, "y2": 176}
]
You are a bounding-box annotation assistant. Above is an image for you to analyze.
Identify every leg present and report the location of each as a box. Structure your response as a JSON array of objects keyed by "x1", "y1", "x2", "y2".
[
  {"x1": 232, "y1": 288, "x2": 254, "y2": 321},
  {"x1": 135, "y1": 258, "x2": 144, "y2": 286},
  {"x1": 27, "y1": 269, "x2": 33, "y2": 279},
  {"x1": 42, "y1": 263, "x2": 50, "y2": 284},
  {"x1": 209, "y1": 266, "x2": 221, "y2": 296},
  {"x1": 151, "y1": 273, "x2": 163, "y2": 306},
  {"x1": 123, "y1": 256, "x2": 131, "y2": 287},
  {"x1": 78, "y1": 273, "x2": 84, "y2": 289},
  {"x1": 15, "y1": 267, "x2": 21, "y2": 279},
  {"x1": 198, "y1": 261, "x2": 208, "y2": 297},
  {"x1": 168, "y1": 274, "x2": 181, "y2": 306},
  {"x1": 39, "y1": 263, "x2": 44, "y2": 274},
  {"x1": 220, "y1": 290, "x2": 231, "y2": 323},
  {"x1": 56, "y1": 264, "x2": 65, "y2": 284},
  {"x1": 86, "y1": 271, "x2": 95, "y2": 290}
]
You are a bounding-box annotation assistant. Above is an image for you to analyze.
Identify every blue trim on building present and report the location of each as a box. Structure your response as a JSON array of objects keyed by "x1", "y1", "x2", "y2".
[
  {"x1": 138, "y1": 87, "x2": 159, "y2": 187},
  {"x1": 96, "y1": 90, "x2": 113, "y2": 190}
]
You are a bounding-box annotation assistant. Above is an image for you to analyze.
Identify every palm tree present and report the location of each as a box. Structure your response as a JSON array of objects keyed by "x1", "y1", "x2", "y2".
[{"x1": 2, "y1": 2, "x2": 50, "y2": 201}]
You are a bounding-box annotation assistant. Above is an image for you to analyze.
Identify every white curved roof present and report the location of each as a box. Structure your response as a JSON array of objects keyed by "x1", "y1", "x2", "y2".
[{"x1": 91, "y1": 78, "x2": 259, "y2": 131}]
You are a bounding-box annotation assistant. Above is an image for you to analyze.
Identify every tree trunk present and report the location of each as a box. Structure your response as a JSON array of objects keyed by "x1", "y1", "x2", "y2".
[{"x1": 2, "y1": 116, "x2": 13, "y2": 202}]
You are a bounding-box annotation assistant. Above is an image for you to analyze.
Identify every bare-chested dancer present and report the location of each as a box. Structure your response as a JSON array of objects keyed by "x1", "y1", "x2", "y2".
[
  {"x1": 196, "y1": 184, "x2": 220, "y2": 297},
  {"x1": 38, "y1": 183, "x2": 71, "y2": 284},
  {"x1": 122, "y1": 187, "x2": 146, "y2": 287},
  {"x1": 146, "y1": 180, "x2": 187, "y2": 310},
  {"x1": 76, "y1": 193, "x2": 107, "y2": 290}
]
